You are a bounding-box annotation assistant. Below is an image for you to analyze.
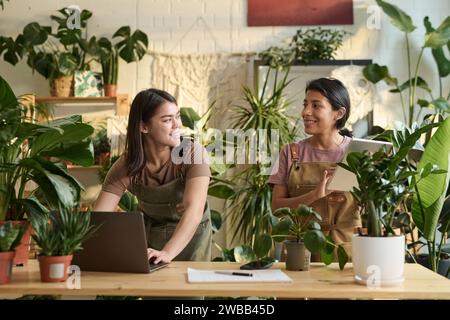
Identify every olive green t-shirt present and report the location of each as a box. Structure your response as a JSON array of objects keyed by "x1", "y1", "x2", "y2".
[{"x1": 102, "y1": 141, "x2": 211, "y2": 196}]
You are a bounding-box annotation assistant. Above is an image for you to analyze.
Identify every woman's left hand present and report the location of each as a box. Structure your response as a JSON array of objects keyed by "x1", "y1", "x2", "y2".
[{"x1": 147, "y1": 248, "x2": 173, "y2": 264}]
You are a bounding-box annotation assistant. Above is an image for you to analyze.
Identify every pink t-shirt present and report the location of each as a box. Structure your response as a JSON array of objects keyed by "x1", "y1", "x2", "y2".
[{"x1": 268, "y1": 136, "x2": 351, "y2": 186}]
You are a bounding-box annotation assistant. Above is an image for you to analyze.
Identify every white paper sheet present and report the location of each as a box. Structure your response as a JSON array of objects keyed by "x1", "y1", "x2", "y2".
[{"x1": 187, "y1": 268, "x2": 293, "y2": 283}]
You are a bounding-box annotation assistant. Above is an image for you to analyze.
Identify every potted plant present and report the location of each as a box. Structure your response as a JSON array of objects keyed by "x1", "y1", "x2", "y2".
[
  {"x1": 29, "y1": 209, "x2": 97, "y2": 282},
  {"x1": 0, "y1": 8, "x2": 99, "y2": 97},
  {"x1": 92, "y1": 127, "x2": 111, "y2": 166},
  {"x1": 97, "y1": 26, "x2": 148, "y2": 96},
  {"x1": 0, "y1": 222, "x2": 25, "y2": 284},
  {"x1": 340, "y1": 121, "x2": 446, "y2": 285},
  {"x1": 0, "y1": 75, "x2": 95, "y2": 264},
  {"x1": 272, "y1": 205, "x2": 348, "y2": 271}
]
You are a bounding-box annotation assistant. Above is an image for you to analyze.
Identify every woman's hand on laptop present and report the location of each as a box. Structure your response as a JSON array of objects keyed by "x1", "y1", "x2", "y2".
[{"x1": 147, "y1": 248, "x2": 173, "y2": 264}]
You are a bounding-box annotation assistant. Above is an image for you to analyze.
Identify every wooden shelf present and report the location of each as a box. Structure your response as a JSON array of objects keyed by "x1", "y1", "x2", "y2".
[
  {"x1": 67, "y1": 165, "x2": 102, "y2": 170},
  {"x1": 33, "y1": 94, "x2": 130, "y2": 115}
]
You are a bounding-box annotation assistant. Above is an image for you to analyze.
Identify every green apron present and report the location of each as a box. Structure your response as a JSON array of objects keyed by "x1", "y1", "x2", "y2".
[
  {"x1": 130, "y1": 166, "x2": 212, "y2": 261},
  {"x1": 287, "y1": 143, "x2": 361, "y2": 259}
]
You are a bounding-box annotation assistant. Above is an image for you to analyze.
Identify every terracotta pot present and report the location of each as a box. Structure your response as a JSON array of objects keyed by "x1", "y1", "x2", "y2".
[
  {"x1": 104, "y1": 84, "x2": 117, "y2": 97},
  {"x1": 38, "y1": 255, "x2": 73, "y2": 282},
  {"x1": 50, "y1": 76, "x2": 73, "y2": 97},
  {"x1": 0, "y1": 251, "x2": 15, "y2": 284},
  {"x1": 0, "y1": 221, "x2": 31, "y2": 266},
  {"x1": 98, "y1": 152, "x2": 110, "y2": 166}
]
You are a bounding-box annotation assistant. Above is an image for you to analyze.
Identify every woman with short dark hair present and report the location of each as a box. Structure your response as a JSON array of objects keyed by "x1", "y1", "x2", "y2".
[{"x1": 269, "y1": 78, "x2": 361, "y2": 257}]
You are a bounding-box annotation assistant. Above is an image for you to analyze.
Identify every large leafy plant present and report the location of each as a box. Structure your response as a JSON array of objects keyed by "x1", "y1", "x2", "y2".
[
  {"x1": 341, "y1": 122, "x2": 444, "y2": 238},
  {"x1": 363, "y1": 0, "x2": 450, "y2": 128},
  {"x1": 29, "y1": 209, "x2": 97, "y2": 256},
  {"x1": 0, "y1": 75, "x2": 95, "y2": 221}
]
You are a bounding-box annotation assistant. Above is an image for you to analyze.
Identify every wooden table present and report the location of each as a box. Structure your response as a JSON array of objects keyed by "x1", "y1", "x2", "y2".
[{"x1": 1, "y1": 260, "x2": 449, "y2": 299}]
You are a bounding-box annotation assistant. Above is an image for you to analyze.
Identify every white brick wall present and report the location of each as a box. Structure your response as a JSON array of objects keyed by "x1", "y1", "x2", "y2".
[{"x1": 1, "y1": 0, "x2": 449, "y2": 125}]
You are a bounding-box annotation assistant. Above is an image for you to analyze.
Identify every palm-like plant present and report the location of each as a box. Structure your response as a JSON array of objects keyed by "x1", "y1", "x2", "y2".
[{"x1": 210, "y1": 66, "x2": 299, "y2": 248}]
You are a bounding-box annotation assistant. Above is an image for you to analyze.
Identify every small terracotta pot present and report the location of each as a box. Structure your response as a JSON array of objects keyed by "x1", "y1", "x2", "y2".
[
  {"x1": 104, "y1": 84, "x2": 117, "y2": 97},
  {"x1": 0, "y1": 251, "x2": 15, "y2": 284},
  {"x1": 38, "y1": 255, "x2": 73, "y2": 282},
  {"x1": 0, "y1": 221, "x2": 32, "y2": 266},
  {"x1": 98, "y1": 152, "x2": 110, "y2": 166}
]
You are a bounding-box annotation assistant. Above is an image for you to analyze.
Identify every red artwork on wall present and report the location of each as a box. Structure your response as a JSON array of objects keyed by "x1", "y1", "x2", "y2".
[{"x1": 248, "y1": 0, "x2": 353, "y2": 26}]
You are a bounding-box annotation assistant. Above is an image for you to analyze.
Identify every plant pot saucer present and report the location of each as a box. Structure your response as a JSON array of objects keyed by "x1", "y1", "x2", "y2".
[{"x1": 354, "y1": 275, "x2": 404, "y2": 287}]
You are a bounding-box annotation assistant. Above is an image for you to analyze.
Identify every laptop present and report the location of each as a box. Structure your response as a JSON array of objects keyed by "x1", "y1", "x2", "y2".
[
  {"x1": 328, "y1": 138, "x2": 393, "y2": 192},
  {"x1": 72, "y1": 212, "x2": 169, "y2": 273}
]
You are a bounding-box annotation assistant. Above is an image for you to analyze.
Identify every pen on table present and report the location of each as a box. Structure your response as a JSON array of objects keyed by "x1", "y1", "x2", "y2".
[{"x1": 215, "y1": 271, "x2": 253, "y2": 277}]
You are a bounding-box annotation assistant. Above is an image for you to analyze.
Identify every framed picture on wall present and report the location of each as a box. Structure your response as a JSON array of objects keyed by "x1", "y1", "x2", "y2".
[{"x1": 248, "y1": 0, "x2": 354, "y2": 26}]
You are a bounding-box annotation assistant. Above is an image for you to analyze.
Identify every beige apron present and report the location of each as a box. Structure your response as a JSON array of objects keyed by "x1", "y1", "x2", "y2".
[
  {"x1": 130, "y1": 165, "x2": 212, "y2": 261},
  {"x1": 287, "y1": 143, "x2": 361, "y2": 259}
]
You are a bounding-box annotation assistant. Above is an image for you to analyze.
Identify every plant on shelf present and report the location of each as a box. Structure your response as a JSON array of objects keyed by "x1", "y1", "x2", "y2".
[
  {"x1": 0, "y1": 222, "x2": 26, "y2": 284},
  {"x1": 0, "y1": 7, "x2": 99, "y2": 97},
  {"x1": 340, "y1": 120, "x2": 446, "y2": 284},
  {"x1": 259, "y1": 27, "x2": 349, "y2": 67},
  {"x1": 92, "y1": 127, "x2": 111, "y2": 166},
  {"x1": 363, "y1": 0, "x2": 450, "y2": 130},
  {"x1": 29, "y1": 208, "x2": 97, "y2": 282},
  {"x1": 272, "y1": 205, "x2": 348, "y2": 271},
  {"x1": 97, "y1": 26, "x2": 148, "y2": 96}
]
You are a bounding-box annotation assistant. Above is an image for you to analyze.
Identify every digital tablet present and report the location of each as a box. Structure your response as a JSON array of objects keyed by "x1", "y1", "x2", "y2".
[{"x1": 328, "y1": 138, "x2": 393, "y2": 192}]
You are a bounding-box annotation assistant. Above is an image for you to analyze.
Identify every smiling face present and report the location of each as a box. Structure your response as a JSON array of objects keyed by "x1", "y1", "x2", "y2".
[
  {"x1": 140, "y1": 101, "x2": 182, "y2": 147},
  {"x1": 301, "y1": 90, "x2": 345, "y2": 136}
]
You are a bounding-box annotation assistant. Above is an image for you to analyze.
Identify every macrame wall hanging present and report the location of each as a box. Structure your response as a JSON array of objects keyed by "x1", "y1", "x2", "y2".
[{"x1": 148, "y1": 17, "x2": 255, "y2": 129}]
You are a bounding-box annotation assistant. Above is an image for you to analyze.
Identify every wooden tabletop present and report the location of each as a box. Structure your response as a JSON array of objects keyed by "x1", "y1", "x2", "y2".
[{"x1": 1, "y1": 260, "x2": 449, "y2": 299}]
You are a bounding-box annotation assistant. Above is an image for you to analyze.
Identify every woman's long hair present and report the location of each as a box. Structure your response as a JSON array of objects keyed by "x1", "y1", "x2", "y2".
[
  {"x1": 305, "y1": 78, "x2": 353, "y2": 137},
  {"x1": 125, "y1": 88, "x2": 177, "y2": 177}
]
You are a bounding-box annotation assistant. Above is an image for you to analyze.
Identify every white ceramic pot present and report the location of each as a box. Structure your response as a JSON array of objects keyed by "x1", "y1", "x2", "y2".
[{"x1": 352, "y1": 234, "x2": 405, "y2": 286}]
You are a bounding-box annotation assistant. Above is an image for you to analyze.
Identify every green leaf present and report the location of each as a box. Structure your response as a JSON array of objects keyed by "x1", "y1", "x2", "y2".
[
  {"x1": 389, "y1": 77, "x2": 431, "y2": 93},
  {"x1": 210, "y1": 209, "x2": 222, "y2": 232},
  {"x1": 363, "y1": 63, "x2": 397, "y2": 85},
  {"x1": 429, "y1": 98, "x2": 450, "y2": 113},
  {"x1": 425, "y1": 16, "x2": 450, "y2": 49},
  {"x1": 376, "y1": 0, "x2": 416, "y2": 33},
  {"x1": 180, "y1": 107, "x2": 201, "y2": 130},
  {"x1": 253, "y1": 234, "x2": 272, "y2": 259},
  {"x1": 233, "y1": 244, "x2": 256, "y2": 263},
  {"x1": 208, "y1": 185, "x2": 234, "y2": 199},
  {"x1": 30, "y1": 122, "x2": 94, "y2": 157},
  {"x1": 412, "y1": 118, "x2": 450, "y2": 241},
  {"x1": 22, "y1": 22, "x2": 50, "y2": 46},
  {"x1": 113, "y1": 27, "x2": 148, "y2": 63},
  {"x1": 0, "y1": 75, "x2": 20, "y2": 145},
  {"x1": 304, "y1": 229, "x2": 326, "y2": 253},
  {"x1": 424, "y1": 17, "x2": 450, "y2": 77},
  {"x1": 337, "y1": 245, "x2": 349, "y2": 270},
  {"x1": 271, "y1": 217, "x2": 292, "y2": 242},
  {"x1": 118, "y1": 191, "x2": 138, "y2": 211}
]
